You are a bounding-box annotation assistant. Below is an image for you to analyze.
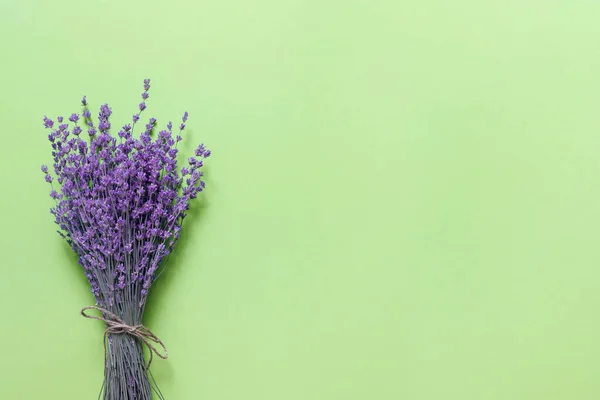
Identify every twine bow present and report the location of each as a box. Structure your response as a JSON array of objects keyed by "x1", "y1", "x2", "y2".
[{"x1": 81, "y1": 306, "x2": 168, "y2": 369}]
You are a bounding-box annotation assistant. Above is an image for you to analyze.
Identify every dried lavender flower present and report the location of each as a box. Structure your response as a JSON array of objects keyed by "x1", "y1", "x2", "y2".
[{"x1": 41, "y1": 79, "x2": 210, "y2": 400}]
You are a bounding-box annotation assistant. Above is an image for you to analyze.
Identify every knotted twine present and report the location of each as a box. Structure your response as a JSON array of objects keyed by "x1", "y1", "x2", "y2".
[{"x1": 81, "y1": 306, "x2": 168, "y2": 369}]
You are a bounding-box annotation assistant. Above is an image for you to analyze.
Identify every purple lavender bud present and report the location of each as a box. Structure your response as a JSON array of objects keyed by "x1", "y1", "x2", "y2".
[
  {"x1": 43, "y1": 116, "x2": 54, "y2": 128},
  {"x1": 123, "y1": 124, "x2": 131, "y2": 132},
  {"x1": 179, "y1": 123, "x2": 185, "y2": 130},
  {"x1": 100, "y1": 103, "x2": 112, "y2": 117},
  {"x1": 140, "y1": 133, "x2": 151, "y2": 145},
  {"x1": 142, "y1": 92, "x2": 149, "y2": 100},
  {"x1": 69, "y1": 113, "x2": 79, "y2": 123},
  {"x1": 143, "y1": 78, "x2": 151, "y2": 91},
  {"x1": 57, "y1": 116, "x2": 64, "y2": 123},
  {"x1": 149, "y1": 117, "x2": 156, "y2": 125},
  {"x1": 176, "y1": 135, "x2": 182, "y2": 142},
  {"x1": 158, "y1": 130, "x2": 169, "y2": 139},
  {"x1": 73, "y1": 126, "x2": 82, "y2": 136},
  {"x1": 133, "y1": 114, "x2": 140, "y2": 123},
  {"x1": 139, "y1": 102, "x2": 146, "y2": 111},
  {"x1": 41, "y1": 165, "x2": 48, "y2": 174},
  {"x1": 88, "y1": 127, "x2": 97, "y2": 136},
  {"x1": 167, "y1": 121, "x2": 173, "y2": 130},
  {"x1": 182, "y1": 111, "x2": 188, "y2": 122},
  {"x1": 45, "y1": 174, "x2": 53, "y2": 183},
  {"x1": 82, "y1": 109, "x2": 91, "y2": 119},
  {"x1": 100, "y1": 123, "x2": 110, "y2": 133},
  {"x1": 81, "y1": 96, "x2": 87, "y2": 106},
  {"x1": 49, "y1": 190, "x2": 59, "y2": 199}
]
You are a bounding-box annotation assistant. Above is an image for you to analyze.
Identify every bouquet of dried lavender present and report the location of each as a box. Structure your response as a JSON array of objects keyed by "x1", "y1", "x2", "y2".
[{"x1": 41, "y1": 79, "x2": 210, "y2": 399}]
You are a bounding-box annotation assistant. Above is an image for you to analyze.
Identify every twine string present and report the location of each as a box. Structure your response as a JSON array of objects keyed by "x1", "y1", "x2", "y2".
[{"x1": 81, "y1": 306, "x2": 168, "y2": 369}]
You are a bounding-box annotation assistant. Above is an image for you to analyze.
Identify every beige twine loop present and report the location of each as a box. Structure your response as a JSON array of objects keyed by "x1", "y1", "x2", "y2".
[{"x1": 81, "y1": 306, "x2": 168, "y2": 369}]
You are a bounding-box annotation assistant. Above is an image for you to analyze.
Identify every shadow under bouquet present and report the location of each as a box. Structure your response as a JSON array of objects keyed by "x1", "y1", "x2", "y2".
[{"x1": 41, "y1": 79, "x2": 210, "y2": 399}]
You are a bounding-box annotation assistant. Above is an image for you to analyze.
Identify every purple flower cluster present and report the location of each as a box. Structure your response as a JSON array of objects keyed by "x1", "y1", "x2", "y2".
[{"x1": 42, "y1": 79, "x2": 210, "y2": 314}]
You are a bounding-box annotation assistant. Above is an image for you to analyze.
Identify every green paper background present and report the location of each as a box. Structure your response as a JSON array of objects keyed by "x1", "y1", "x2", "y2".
[{"x1": 2, "y1": 0, "x2": 600, "y2": 398}]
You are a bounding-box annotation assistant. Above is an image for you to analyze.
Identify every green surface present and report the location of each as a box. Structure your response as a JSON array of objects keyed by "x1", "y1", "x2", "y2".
[{"x1": 2, "y1": 0, "x2": 600, "y2": 398}]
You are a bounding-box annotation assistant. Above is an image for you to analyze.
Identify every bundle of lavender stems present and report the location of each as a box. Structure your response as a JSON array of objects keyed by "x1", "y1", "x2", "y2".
[{"x1": 41, "y1": 79, "x2": 210, "y2": 399}]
